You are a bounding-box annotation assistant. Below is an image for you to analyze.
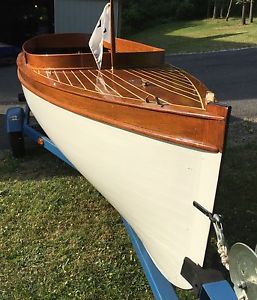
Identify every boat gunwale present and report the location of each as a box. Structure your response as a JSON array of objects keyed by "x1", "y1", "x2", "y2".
[{"x1": 18, "y1": 65, "x2": 230, "y2": 154}]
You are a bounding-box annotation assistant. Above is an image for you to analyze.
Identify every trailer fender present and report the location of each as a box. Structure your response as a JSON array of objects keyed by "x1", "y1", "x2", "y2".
[{"x1": 6, "y1": 107, "x2": 24, "y2": 133}]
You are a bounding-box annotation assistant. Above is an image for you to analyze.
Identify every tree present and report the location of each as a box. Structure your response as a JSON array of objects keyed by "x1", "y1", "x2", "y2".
[
  {"x1": 212, "y1": 0, "x2": 226, "y2": 19},
  {"x1": 207, "y1": 0, "x2": 212, "y2": 18},
  {"x1": 220, "y1": 0, "x2": 225, "y2": 18},
  {"x1": 213, "y1": 0, "x2": 218, "y2": 18},
  {"x1": 225, "y1": 0, "x2": 233, "y2": 21},
  {"x1": 249, "y1": 0, "x2": 254, "y2": 22},
  {"x1": 122, "y1": 0, "x2": 210, "y2": 35},
  {"x1": 241, "y1": 0, "x2": 246, "y2": 24}
]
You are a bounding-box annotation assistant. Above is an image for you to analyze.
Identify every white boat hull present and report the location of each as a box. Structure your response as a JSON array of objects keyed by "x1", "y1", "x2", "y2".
[{"x1": 23, "y1": 86, "x2": 222, "y2": 289}]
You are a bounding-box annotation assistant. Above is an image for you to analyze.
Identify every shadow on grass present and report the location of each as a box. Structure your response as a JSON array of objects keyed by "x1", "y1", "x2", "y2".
[
  {"x1": 0, "y1": 146, "x2": 79, "y2": 181},
  {"x1": 205, "y1": 116, "x2": 257, "y2": 275},
  {"x1": 130, "y1": 19, "x2": 256, "y2": 54},
  {"x1": 196, "y1": 32, "x2": 245, "y2": 40},
  {"x1": 142, "y1": 32, "x2": 256, "y2": 53}
]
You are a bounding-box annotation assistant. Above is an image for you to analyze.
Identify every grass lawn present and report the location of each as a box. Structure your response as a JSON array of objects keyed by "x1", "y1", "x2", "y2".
[
  {"x1": 0, "y1": 150, "x2": 153, "y2": 300},
  {"x1": 1, "y1": 117, "x2": 257, "y2": 299},
  {"x1": 129, "y1": 18, "x2": 257, "y2": 54}
]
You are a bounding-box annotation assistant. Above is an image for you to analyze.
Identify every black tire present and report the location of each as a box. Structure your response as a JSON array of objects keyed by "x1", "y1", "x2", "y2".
[{"x1": 9, "y1": 132, "x2": 25, "y2": 158}]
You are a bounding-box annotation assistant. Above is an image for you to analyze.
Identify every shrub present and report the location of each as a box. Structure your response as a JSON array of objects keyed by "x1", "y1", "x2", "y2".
[
  {"x1": 176, "y1": 0, "x2": 195, "y2": 19},
  {"x1": 121, "y1": 0, "x2": 209, "y2": 35}
]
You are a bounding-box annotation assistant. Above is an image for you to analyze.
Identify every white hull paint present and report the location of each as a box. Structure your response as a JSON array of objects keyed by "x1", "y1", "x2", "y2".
[{"x1": 23, "y1": 86, "x2": 222, "y2": 289}]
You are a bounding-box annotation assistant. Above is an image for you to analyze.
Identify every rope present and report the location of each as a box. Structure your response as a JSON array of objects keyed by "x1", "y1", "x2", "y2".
[
  {"x1": 217, "y1": 242, "x2": 230, "y2": 270},
  {"x1": 213, "y1": 216, "x2": 230, "y2": 270}
]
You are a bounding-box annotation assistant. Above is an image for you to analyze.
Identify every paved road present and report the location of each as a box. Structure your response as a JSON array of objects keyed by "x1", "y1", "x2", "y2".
[
  {"x1": 1, "y1": 48, "x2": 257, "y2": 150},
  {"x1": 167, "y1": 47, "x2": 257, "y2": 118}
]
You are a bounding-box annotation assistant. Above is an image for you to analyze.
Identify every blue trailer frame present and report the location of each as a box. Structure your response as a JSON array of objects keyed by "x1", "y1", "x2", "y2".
[{"x1": 6, "y1": 105, "x2": 237, "y2": 300}]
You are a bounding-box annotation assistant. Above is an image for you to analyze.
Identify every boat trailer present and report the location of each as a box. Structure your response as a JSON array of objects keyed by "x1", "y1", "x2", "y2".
[{"x1": 6, "y1": 102, "x2": 257, "y2": 300}]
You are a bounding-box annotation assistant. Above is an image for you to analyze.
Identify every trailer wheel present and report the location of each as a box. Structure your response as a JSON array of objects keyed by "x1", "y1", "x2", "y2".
[{"x1": 9, "y1": 132, "x2": 25, "y2": 158}]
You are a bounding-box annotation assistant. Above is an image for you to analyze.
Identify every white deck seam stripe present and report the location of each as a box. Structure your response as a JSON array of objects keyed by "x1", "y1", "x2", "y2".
[
  {"x1": 127, "y1": 70, "x2": 202, "y2": 105},
  {"x1": 95, "y1": 70, "x2": 145, "y2": 101},
  {"x1": 105, "y1": 69, "x2": 163, "y2": 101},
  {"x1": 79, "y1": 70, "x2": 105, "y2": 94},
  {"x1": 173, "y1": 70, "x2": 204, "y2": 109},
  {"x1": 156, "y1": 68, "x2": 192, "y2": 85},
  {"x1": 63, "y1": 71, "x2": 73, "y2": 86},
  {"x1": 34, "y1": 70, "x2": 139, "y2": 100},
  {"x1": 54, "y1": 71, "x2": 60, "y2": 82},
  {"x1": 148, "y1": 69, "x2": 195, "y2": 90},
  {"x1": 139, "y1": 69, "x2": 200, "y2": 98},
  {"x1": 33, "y1": 69, "x2": 204, "y2": 110},
  {"x1": 88, "y1": 70, "x2": 122, "y2": 97},
  {"x1": 71, "y1": 70, "x2": 88, "y2": 90}
]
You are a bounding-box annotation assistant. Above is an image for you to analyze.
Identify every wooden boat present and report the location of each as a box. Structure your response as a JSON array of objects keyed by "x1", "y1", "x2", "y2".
[{"x1": 17, "y1": 7, "x2": 230, "y2": 289}]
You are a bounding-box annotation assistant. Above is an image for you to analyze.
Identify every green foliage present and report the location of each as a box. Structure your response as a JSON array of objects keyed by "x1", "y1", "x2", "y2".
[
  {"x1": 227, "y1": 0, "x2": 257, "y2": 16},
  {"x1": 122, "y1": 0, "x2": 174, "y2": 35},
  {"x1": 121, "y1": 0, "x2": 257, "y2": 35},
  {"x1": 122, "y1": 0, "x2": 209, "y2": 35},
  {"x1": 175, "y1": 0, "x2": 195, "y2": 20}
]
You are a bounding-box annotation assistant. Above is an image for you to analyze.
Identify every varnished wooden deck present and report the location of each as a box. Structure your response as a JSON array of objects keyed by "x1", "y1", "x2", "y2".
[{"x1": 35, "y1": 66, "x2": 205, "y2": 110}]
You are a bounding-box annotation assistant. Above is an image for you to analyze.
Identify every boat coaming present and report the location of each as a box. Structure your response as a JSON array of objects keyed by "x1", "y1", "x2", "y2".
[
  {"x1": 22, "y1": 33, "x2": 165, "y2": 69},
  {"x1": 22, "y1": 86, "x2": 222, "y2": 289},
  {"x1": 17, "y1": 33, "x2": 230, "y2": 289}
]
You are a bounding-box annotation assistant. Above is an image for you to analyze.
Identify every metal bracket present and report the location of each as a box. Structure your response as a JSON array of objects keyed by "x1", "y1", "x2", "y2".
[
  {"x1": 181, "y1": 257, "x2": 224, "y2": 297},
  {"x1": 181, "y1": 257, "x2": 237, "y2": 300}
]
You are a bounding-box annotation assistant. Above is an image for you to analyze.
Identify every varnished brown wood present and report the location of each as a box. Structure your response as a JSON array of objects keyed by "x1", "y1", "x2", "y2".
[
  {"x1": 23, "y1": 33, "x2": 165, "y2": 69},
  {"x1": 32, "y1": 66, "x2": 205, "y2": 108},
  {"x1": 17, "y1": 33, "x2": 230, "y2": 153}
]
